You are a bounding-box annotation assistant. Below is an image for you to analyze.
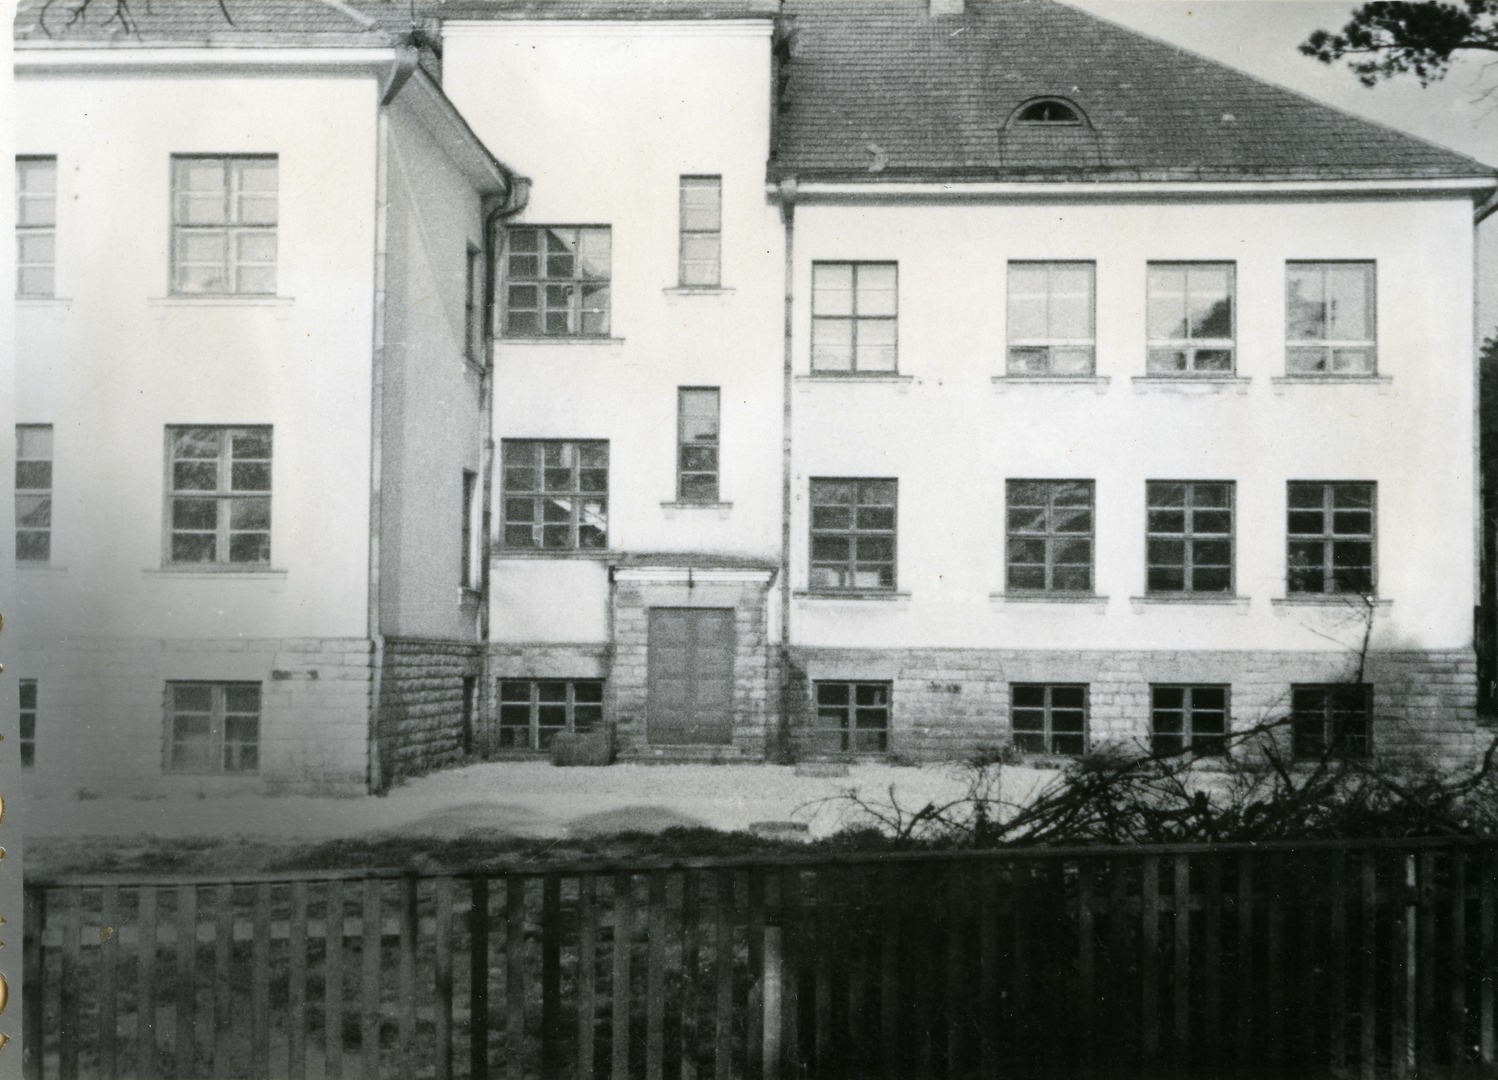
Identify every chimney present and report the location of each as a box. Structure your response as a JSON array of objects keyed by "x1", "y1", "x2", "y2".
[{"x1": 930, "y1": 0, "x2": 964, "y2": 15}]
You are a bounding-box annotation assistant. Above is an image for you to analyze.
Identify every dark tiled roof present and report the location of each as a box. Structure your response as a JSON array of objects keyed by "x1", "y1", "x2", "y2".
[
  {"x1": 772, "y1": 0, "x2": 1496, "y2": 183},
  {"x1": 425, "y1": 0, "x2": 777, "y2": 18},
  {"x1": 14, "y1": 0, "x2": 411, "y2": 45}
]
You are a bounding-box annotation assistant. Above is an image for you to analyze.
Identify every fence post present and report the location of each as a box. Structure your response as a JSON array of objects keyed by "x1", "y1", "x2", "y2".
[
  {"x1": 22, "y1": 888, "x2": 44, "y2": 1080},
  {"x1": 762, "y1": 925, "x2": 783, "y2": 1080},
  {"x1": 470, "y1": 877, "x2": 490, "y2": 1080}
]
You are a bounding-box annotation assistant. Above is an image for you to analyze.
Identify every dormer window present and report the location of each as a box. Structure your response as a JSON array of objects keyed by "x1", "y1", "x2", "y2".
[{"x1": 1011, "y1": 98, "x2": 1085, "y2": 126}]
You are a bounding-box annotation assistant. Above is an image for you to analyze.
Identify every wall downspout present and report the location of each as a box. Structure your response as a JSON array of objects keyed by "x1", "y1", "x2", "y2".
[
  {"x1": 366, "y1": 103, "x2": 392, "y2": 794},
  {"x1": 777, "y1": 176, "x2": 798, "y2": 761}
]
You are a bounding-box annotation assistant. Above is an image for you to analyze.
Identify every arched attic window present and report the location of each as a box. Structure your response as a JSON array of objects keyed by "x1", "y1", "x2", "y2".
[{"x1": 1008, "y1": 97, "x2": 1088, "y2": 128}]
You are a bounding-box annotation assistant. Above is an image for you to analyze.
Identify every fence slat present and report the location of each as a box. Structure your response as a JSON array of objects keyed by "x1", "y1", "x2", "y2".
[
  {"x1": 1329, "y1": 849, "x2": 1347, "y2": 1075},
  {"x1": 362, "y1": 878, "x2": 383, "y2": 1080},
  {"x1": 469, "y1": 877, "x2": 490, "y2": 1080},
  {"x1": 1481, "y1": 847, "x2": 1496, "y2": 1070},
  {"x1": 1109, "y1": 858, "x2": 1130, "y2": 1065},
  {"x1": 23, "y1": 888, "x2": 44, "y2": 1080},
  {"x1": 1450, "y1": 848, "x2": 1467, "y2": 1070},
  {"x1": 1173, "y1": 854, "x2": 1190, "y2": 1066},
  {"x1": 1360, "y1": 854, "x2": 1377, "y2": 1080},
  {"x1": 776, "y1": 867, "x2": 798, "y2": 1080},
  {"x1": 1418, "y1": 851, "x2": 1437, "y2": 1075},
  {"x1": 816, "y1": 869, "x2": 835, "y2": 1075},
  {"x1": 399, "y1": 876, "x2": 418, "y2": 1080},
  {"x1": 747, "y1": 868, "x2": 765, "y2": 1078},
  {"x1": 846, "y1": 866, "x2": 868, "y2": 1078},
  {"x1": 1392, "y1": 853, "x2": 1413, "y2": 1079},
  {"x1": 252, "y1": 882, "x2": 272, "y2": 1080},
  {"x1": 506, "y1": 876, "x2": 527, "y2": 1080},
  {"x1": 1204, "y1": 855, "x2": 1223, "y2": 1063},
  {"x1": 1076, "y1": 860, "x2": 1095, "y2": 1074},
  {"x1": 326, "y1": 880, "x2": 346, "y2": 1080},
  {"x1": 212, "y1": 883, "x2": 234, "y2": 1079},
  {"x1": 433, "y1": 878, "x2": 454, "y2": 1080},
  {"x1": 541, "y1": 875, "x2": 562, "y2": 1080},
  {"x1": 681, "y1": 870, "x2": 701, "y2": 1080},
  {"x1": 1141, "y1": 855, "x2": 1160, "y2": 1061},
  {"x1": 60, "y1": 887, "x2": 81, "y2": 1080},
  {"x1": 714, "y1": 869, "x2": 733, "y2": 1080},
  {"x1": 289, "y1": 880, "x2": 309, "y2": 1080},
  {"x1": 1266, "y1": 855, "x2": 1284, "y2": 1068},
  {"x1": 979, "y1": 863, "x2": 998, "y2": 1075},
  {"x1": 879, "y1": 866, "x2": 900, "y2": 1078},
  {"x1": 612, "y1": 872, "x2": 633, "y2": 1080},
  {"x1": 578, "y1": 875, "x2": 598, "y2": 1080},
  {"x1": 137, "y1": 887, "x2": 158, "y2": 1080},
  {"x1": 99, "y1": 885, "x2": 118, "y2": 1080},
  {"x1": 646, "y1": 873, "x2": 667, "y2": 1080},
  {"x1": 176, "y1": 885, "x2": 198, "y2": 1080}
]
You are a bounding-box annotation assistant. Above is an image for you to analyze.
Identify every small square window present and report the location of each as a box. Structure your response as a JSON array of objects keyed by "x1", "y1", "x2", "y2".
[
  {"x1": 171, "y1": 156, "x2": 278, "y2": 295},
  {"x1": 813, "y1": 681, "x2": 890, "y2": 753},
  {"x1": 1291, "y1": 684, "x2": 1372, "y2": 759},
  {"x1": 497, "y1": 679, "x2": 604, "y2": 750},
  {"x1": 1150, "y1": 685, "x2": 1228, "y2": 757},
  {"x1": 503, "y1": 226, "x2": 611, "y2": 337},
  {"x1": 1005, "y1": 480, "x2": 1094, "y2": 593},
  {"x1": 809, "y1": 478, "x2": 897, "y2": 591},
  {"x1": 1011, "y1": 683, "x2": 1088, "y2": 756},
  {"x1": 1286, "y1": 262, "x2": 1375, "y2": 374},
  {"x1": 1146, "y1": 481, "x2": 1235, "y2": 595},
  {"x1": 812, "y1": 262, "x2": 898, "y2": 373},
  {"x1": 1287, "y1": 482, "x2": 1375, "y2": 595},
  {"x1": 501, "y1": 440, "x2": 609, "y2": 551},
  {"x1": 166, "y1": 426, "x2": 272, "y2": 566},
  {"x1": 166, "y1": 681, "x2": 261, "y2": 774},
  {"x1": 1007, "y1": 262, "x2": 1095, "y2": 375},
  {"x1": 1146, "y1": 263, "x2": 1235, "y2": 375}
]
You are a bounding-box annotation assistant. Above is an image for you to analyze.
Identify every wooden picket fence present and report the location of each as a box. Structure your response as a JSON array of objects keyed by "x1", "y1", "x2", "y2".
[{"x1": 22, "y1": 836, "x2": 1498, "y2": 1079}]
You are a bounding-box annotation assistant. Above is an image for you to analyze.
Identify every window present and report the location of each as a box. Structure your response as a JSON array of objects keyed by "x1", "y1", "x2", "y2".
[
  {"x1": 15, "y1": 424, "x2": 52, "y2": 563},
  {"x1": 677, "y1": 388, "x2": 721, "y2": 503},
  {"x1": 503, "y1": 226, "x2": 611, "y2": 337},
  {"x1": 462, "y1": 470, "x2": 479, "y2": 587},
  {"x1": 171, "y1": 156, "x2": 277, "y2": 295},
  {"x1": 18, "y1": 679, "x2": 37, "y2": 769},
  {"x1": 1292, "y1": 684, "x2": 1371, "y2": 759},
  {"x1": 166, "y1": 682, "x2": 260, "y2": 774},
  {"x1": 1005, "y1": 480, "x2": 1094, "y2": 593},
  {"x1": 1146, "y1": 263, "x2": 1235, "y2": 374},
  {"x1": 1286, "y1": 262, "x2": 1376, "y2": 374},
  {"x1": 461, "y1": 676, "x2": 477, "y2": 756},
  {"x1": 814, "y1": 681, "x2": 890, "y2": 753},
  {"x1": 809, "y1": 478, "x2": 897, "y2": 590},
  {"x1": 1011, "y1": 684, "x2": 1087, "y2": 755},
  {"x1": 811, "y1": 262, "x2": 898, "y2": 372},
  {"x1": 1151, "y1": 685, "x2": 1228, "y2": 757},
  {"x1": 498, "y1": 679, "x2": 603, "y2": 750},
  {"x1": 679, "y1": 176, "x2": 722, "y2": 287},
  {"x1": 166, "y1": 426, "x2": 272, "y2": 566},
  {"x1": 465, "y1": 245, "x2": 486, "y2": 362},
  {"x1": 1287, "y1": 482, "x2": 1375, "y2": 595},
  {"x1": 1007, "y1": 262, "x2": 1095, "y2": 375},
  {"x1": 501, "y1": 440, "x2": 608, "y2": 550},
  {"x1": 1013, "y1": 99, "x2": 1084, "y2": 125},
  {"x1": 1146, "y1": 481, "x2": 1234, "y2": 594},
  {"x1": 16, "y1": 156, "x2": 56, "y2": 298}
]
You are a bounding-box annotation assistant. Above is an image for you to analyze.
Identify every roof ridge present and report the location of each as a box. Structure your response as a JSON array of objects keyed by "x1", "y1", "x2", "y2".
[{"x1": 1049, "y1": 0, "x2": 1496, "y2": 176}]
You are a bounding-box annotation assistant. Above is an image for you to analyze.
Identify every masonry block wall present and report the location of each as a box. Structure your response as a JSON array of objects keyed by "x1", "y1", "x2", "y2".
[
  {"x1": 17, "y1": 636, "x2": 374, "y2": 797},
  {"x1": 786, "y1": 646, "x2": 1482, "y2": 769},
  {"x1": 378, "y1": 638, "x2": 484, "y2": 786}
]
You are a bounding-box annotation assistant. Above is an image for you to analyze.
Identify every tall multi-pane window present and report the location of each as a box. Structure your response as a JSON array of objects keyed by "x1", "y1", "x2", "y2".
[
  {"x1": 498, "y1": 679, "x2": 604, "y2": 750},
  {"x1": 1146, "y1": 481, "x2": 1234, "y2": 594},
  {"x1": 18, "y1": 679, "x2": 37, "y2": 769},
  {"x1": 814, "y1": 681, "x2": 891, "y2": 753},
  {"x1": 15, "y1": 424, "x2": 53, "y2": 563},
  {"x1": 1005, "y1": 480, "x2": 1094, "y2": 593},
  {"x1": 679, "y1": 176, "x2": 722, "y2": 287},
  {"x1": 809, "y1": 479, "x2": 897, "y2": 590},
  {"x1": 677, "y1": 388, "x2": 721, "y2": 503},
  {"x1": 501, "y1": 440, "x2": 609, "y2": 550},
  {"x1": 166, "y1": 427, "x2": 272, "y2": 565},
  {"x1": 1146, "y1": 262, "x2": 1235, "y2": 374},
  {"x1": 811, "y1": 262, "x2": 898, "y2": 372},
  {"x1": 1007, "y1": 261, "x2": 1095, "y2": 375},
  {"x1": 171, "y1": 156, "x2": 278, "y2": 295},
  {"x1": 503, "y1": 226, "x2": 611, "y2": 337},
  {"x1": 166, "y1": 682, "x2": 261, "y2": 774},
  {"x1": 1287, "y1": 482, "x2": 1375, "y2": 595},
  {"x1": 1292, "y1": 684, "x2": 1372, "y2": 759},
  {"x1": 462, "y1": 470, "x2": 479, "y2": 587},
  {"x1": 1150, "y1": 685, "x2": 1228, "y2": 757},
  {"x1": 16, "y1": 156, "x2": 57, "y2": 298},
  {"x1": 1286, "y1": 262, "x2": 1376, "y2": 374},
  {"x1": 1011, "y1": 684, "x2": 1087, "y2": 755}
]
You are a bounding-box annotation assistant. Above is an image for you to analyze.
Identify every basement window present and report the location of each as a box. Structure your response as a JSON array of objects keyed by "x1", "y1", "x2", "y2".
[{"x1": 498, "y1": 679, "x2": 604, "y2": 751}]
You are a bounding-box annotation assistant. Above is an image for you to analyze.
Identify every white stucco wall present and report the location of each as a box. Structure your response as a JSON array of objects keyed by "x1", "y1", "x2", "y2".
[
  {"x1": 440, "y1": 21, "x2": 786, "y2": 646},
  {"x1": 788, "y1": 194, "x2": 1478, "y2": 654}
]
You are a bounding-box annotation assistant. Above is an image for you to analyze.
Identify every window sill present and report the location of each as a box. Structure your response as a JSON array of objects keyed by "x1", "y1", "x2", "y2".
[
  {"x1": 17, "y1": 562, "x2": 67, "y2": 572},
  {"x1": 1272, "y1": 596, "x2": 1391, "y2": 610},
  {"x1": 1131, "y1": 594, "x2": 1251, "y2": 613},
  {"x1": 794, "y1": 589, "x2": 911, "y2": 602},
  {"x1": 662, "y1": 286, "x2": 734, "y2": 297},
  {"x1": 661, "y1": 501, "x2": 733, "y2": 519},
  {"x1": 145, "y1": 566, "x2": 289, "y2": 579},
  {"x1": 493, "y1": 549, "x2": 617, "y2": 561},
  {"x1": 1131, "y1": 376, "x2": 1251, "y2": 395},
  {"x1": 499, "y1": 336, "x2": 625, "y2": 347},
  {"x1": 1270, "y1": 375, "x2": 1391, "y2": 394},
  {"x1": 990, "y1": 592, "x2": 1109, "y2": 609},
  {"x1": 991, "y1": 376, "x2": 1110, "y2": 393},
  {"x1": 797, "y1": 373, "x2": 914, "y2": 385},
  {"x1": 148, "y1": 295, "x2": 294, "y2": 307},
  {"x1": 16, "y1": 296, "x2": 72, "y2": 307}
]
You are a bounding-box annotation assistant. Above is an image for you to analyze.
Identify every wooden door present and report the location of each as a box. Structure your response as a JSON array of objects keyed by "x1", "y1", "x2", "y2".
[{"x1": 646, "y1": 608, "x2": 735, "y2": 745}]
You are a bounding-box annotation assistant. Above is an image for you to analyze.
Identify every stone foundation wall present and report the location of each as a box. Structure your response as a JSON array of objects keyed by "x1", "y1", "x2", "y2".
[
  {"x1": 786, "y1": 646, "x2": 1483, "y2": 769},
  {"x1": 378, "y1": 638, "x2": 484, "y2": 787},
  {"x1": 16, "y1": 636, "x2": 374, "y2": 797}
]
